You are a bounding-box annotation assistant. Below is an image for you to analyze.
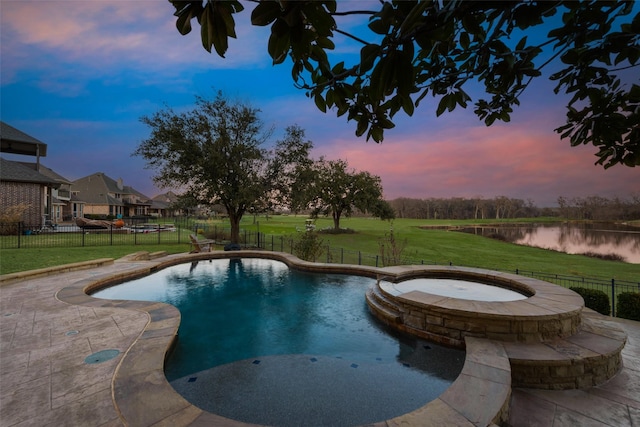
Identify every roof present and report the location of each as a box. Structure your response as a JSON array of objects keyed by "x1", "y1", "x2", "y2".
[
  {"x1": 16, "y1": 162, "x2": 72, "y2": 185},
  {"x1": 152, "y1": 190, "x2": 181, "y2": 204},
  {"x1": 71, "y1": 172, "x2": 151, "y2": 205},
  {"x1": 0, "y1": 157, "x2": 59, "y2": 186},
  {"x1": 0, "y1": 121, "x2": 48, "y2": 156}
]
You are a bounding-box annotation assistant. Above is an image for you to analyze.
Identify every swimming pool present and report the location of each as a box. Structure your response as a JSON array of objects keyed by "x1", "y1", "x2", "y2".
[{"x1": 92, "y1": 258, "x2": 465, "y2": 426}]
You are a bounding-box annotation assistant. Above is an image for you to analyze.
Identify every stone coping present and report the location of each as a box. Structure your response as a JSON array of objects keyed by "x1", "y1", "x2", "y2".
[
  {"x1": 368, "y1": 267, "x2": 585, "y2": 346},
  {"x1": 378, "y1": 266, "x2": 585, "y2": 321},
  {"x1": 366, "y1": 269, "x2": 626, "y2": 390},
  {"x1": 0, "y1": 258, "x2": 115, "y2": 286},
  {"x1": 52, "y1": 251, "x2": 512, "y2": 426}
]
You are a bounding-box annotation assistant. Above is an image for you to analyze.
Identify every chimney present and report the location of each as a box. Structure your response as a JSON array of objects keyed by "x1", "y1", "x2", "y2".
[{"x1": 117, "y1": 178, "x2": 124, "y2": 190}]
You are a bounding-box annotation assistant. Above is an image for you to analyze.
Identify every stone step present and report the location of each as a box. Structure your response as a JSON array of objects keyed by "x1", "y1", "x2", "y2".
[
  {"x1": 365, "y1": 287, "x2": 403, "y2": 325},
  {"x1": 503, "y1": 309, "x2": 627, "y2": 390}
]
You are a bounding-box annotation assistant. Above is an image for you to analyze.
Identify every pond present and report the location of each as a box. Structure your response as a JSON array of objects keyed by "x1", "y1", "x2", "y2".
[{"x1": 456, "y1": 222, "x2": 640, "y2": 263}]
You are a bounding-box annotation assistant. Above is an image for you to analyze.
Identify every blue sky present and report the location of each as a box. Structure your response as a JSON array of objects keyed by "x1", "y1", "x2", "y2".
[{"x1": 1, "y1": 0, "x2": 638, "y2": 207}]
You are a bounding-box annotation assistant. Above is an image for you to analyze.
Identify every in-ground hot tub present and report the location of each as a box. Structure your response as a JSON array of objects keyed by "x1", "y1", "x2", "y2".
[
  {"x1": 366, "y1": 266, "x2": 584, "y2": 347},
  {"x1": 380, "y1": 277, "x2": 530, "y2": 302}
]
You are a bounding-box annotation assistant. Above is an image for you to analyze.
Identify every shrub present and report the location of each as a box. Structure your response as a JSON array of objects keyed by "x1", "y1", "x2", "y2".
[
  {"x1": 293, "y1": 231, "x2": 325, "y2": 262},
  {"x1": 379, "y1": 225, "x2": 408, "y2": 267},
  {"x1": 570, "y1": 287, "x2": 611, "y2": 315},
  {"x1": 0, "y1": 203, "x2": 30, "y2": 235},
  {"x1": 616, "y1": 292, "x2": 640, "y2": 321},
  {"x1": 579, "y1": 251, "x2": 626, "y2": 262},
  {"x1": 318, "y1": 227, "x2": 355, "y2": 234}
]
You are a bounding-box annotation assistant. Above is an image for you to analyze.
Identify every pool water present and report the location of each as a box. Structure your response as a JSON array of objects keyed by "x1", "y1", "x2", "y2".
[
  {"x1": 380, "y1": 278, "x2": 529, "y2": 301},
  {"x1": 93, "y1": 258, "x2": 465, "y2": 426}
]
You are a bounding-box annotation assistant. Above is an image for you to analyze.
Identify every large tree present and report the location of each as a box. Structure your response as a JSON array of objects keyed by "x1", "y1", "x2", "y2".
[
  {"x1": 293, "y1": 158, "x2": 389, "y2": 230},
  {"x1": 170, "y1": 1, "x2": 640, "y2": 168},
  {"x1": 134, "y1": 92, "x2": 312, "y2": 244}
]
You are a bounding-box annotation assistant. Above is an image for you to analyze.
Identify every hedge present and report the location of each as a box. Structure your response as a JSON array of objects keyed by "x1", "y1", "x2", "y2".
[
  {"x1": 616, "y1": 292, "x2": 640, "y2": 321},
  {"x1": 570, "y1": 287, "x2": 611, "y2": 316}
]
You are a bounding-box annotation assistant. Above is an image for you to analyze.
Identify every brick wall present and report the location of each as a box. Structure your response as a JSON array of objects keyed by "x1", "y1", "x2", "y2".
[
  {"x1": 0, "y1": 181, "x2": 43, "y2": 226},
  {"x1": 84, "y1": 204, "x2": 110, "y2": 216}
]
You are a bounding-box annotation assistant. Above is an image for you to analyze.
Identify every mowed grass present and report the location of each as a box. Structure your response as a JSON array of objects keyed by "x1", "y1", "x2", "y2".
[
  {"x1": 243, "y1": 215, "x2": 639, "y2": 281},
  {"x1": 1, "y1": 215, "x2": 638, "y2": 282},
  {"x1": 0, "y1": 244, "x2": 190, "y2": 275}
]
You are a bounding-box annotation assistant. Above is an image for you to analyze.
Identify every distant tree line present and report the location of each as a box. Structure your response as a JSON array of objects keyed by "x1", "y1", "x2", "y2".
[
  {"x1": 388, "y1": 196, "x2": 541, "y2": 220},
  {"x1": 387, "y1": 195, "x2": 640, "y2": 221},
  {"x1": 557, "y1": 195, "x2": 640, "y2": 221}
]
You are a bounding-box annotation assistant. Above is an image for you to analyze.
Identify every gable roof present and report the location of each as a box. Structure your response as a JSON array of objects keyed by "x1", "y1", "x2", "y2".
[
  {"x1": 16, "y1": 162, "x2": 72, "y2": 185},
  {"x1": 0, "y1": 121, "x2": 48, "y2": 156},
  {"x1": 0, "y1": 157, "x2": 59, "y2": 186},
  {"x1": 152, "y1": 190, "x2": 181, "y2": 204},
  {"x1": 71, "y1": 172, "x2": 151, "y2": 205}
]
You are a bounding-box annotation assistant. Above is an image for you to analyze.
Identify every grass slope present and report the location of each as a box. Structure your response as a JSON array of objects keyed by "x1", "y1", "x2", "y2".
[{"x1": 1, "y1": 216, "x2": 638, "y2": 282}]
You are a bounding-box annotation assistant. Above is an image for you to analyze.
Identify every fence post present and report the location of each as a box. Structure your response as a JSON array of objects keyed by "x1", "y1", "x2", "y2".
[
  {"x1": 611, "y1": 279, "x2": 616, "y2": 317},
  {"x1": 358, "y1": 251, "x2": 362, "y2": 265},
  {"x1": 82, "y1": 228, "x2": 86, "y2": 247},
  {"x1": 341, "y1": 248, "x2": 344, "y2": 264},
  {"x1": 376, "y1": 255, "x2": 379, "y2": 267},
  {"x1": 271, "y1": 235, "x2": 274, "y2": 251},
  {"x1": 515, "y1": 268, "x2": 519, "y2": 275},
  {"x1": 17, "y1": 222, "x2": 22, "y2": 249},
  {"x1": 327, "y1": 245, "x2": 330, "y2": 263}
]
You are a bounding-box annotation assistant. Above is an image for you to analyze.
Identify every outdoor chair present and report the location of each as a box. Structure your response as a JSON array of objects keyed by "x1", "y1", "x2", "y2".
[{"x1": 189, "y1": 234, "x2": 215, "y2": 253}]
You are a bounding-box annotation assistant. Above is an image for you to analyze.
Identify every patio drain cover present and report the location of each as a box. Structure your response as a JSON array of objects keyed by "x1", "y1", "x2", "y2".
[{"x1": 84, "y1": 349, "x2": 120, "y2": 364}]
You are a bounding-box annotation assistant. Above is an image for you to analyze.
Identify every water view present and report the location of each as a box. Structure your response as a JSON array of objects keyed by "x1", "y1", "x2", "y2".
[{"x1": 458, "y1": 222, "x2": 640, "y2": 263}]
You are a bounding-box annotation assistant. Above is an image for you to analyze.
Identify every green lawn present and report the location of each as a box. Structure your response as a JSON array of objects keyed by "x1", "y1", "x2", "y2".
[
  {"x1": 1, "y1": 215, "x2": 638, "y2": 283},
  {"x1": 245, "y1": 215, "x2": 639, "y2": 281}
]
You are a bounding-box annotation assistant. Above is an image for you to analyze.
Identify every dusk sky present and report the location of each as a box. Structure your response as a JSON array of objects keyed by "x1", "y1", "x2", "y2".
[{"x1": 1, "y1": 1, "x2": 638, "y2": 207}]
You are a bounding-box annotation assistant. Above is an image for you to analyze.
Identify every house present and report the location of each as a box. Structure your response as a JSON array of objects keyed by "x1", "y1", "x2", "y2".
[
  {"x1": 0, "y1": 122, "x2": 62, "y2": 227},
  {"x1": 150, "y1": 191, "x2": 184, "y2": 217},
  {"x1": 14, "y1": 162, "x2": 79, "y2": 222},
  {"x1": 71, "y1": 172, "x2": 152, "y2": 218}
]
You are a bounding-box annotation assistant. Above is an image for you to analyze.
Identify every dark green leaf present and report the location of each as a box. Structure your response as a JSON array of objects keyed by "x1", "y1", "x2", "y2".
[
  {"x1": 368, "y1": 17, "x2": 389, "y2": 35},
  {"x1": 314, "y1": 93, "x2": 327, "y2": 112},
  {"x1": 268, "y1": 20, "x2": 291, "y2": 64},
  {"x1": 360, "y1": 44, "x2": 380, "y2": 74},
  {"x1": 436, "y1": 95, "x2": 449, "y2": 116},
  {"x1": 251, "y1": 1, "x2": 282, "y2": 26},
  {"x1": 356, "y1": 117, "x2": 368, "y2": 137},
  {"x1": 460, "y1": 32, "x2": 470, "y2": 49}
]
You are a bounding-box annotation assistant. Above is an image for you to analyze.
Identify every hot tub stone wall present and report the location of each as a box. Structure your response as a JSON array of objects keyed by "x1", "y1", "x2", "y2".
[
  {"x1": 369, "y1": 283, "x2": 583, "y2": 347},
  {"x1": 366, "y1": 274, "x2": 626, "y2": 391}
]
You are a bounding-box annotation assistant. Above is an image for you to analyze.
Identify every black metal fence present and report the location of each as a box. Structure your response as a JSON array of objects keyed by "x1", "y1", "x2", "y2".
[
  {"x1": 0, "y1": 218, "x2": 194, "y2": 249},
  {"x1": 2, "y1": 219, "x2": 638, "y2": 317},
  {"x1": 512, "y1": 270, "x2": 639, "y2": 318}
]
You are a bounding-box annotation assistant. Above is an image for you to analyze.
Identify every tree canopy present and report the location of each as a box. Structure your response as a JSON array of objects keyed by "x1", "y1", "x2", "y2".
[
  {"x1": 170, "y1": 0, "x2": 640, "y2": 168},
  {"x1": 293, "y1": 158, "x2": 389, "y2": 230},
  {"x1": 134, "y1": 92, "x2": 312, "y2": 243}
]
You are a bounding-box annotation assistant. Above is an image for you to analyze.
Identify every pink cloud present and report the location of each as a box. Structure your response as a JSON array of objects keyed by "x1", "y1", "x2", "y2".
[
  {"x1": 0, "y1": 1, "x2": 271, "y2": 86},
  {"x1": 316, "y1": 110, "x2": 639, "y2": 206}
]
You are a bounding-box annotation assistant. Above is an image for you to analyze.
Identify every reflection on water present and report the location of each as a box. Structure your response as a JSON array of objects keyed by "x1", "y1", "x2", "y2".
[
  {"x1": 458, "y1": 223, "x2": 640, "y2": 263},
  {"x1": 92, "y1": 258, "x2": 464, "y2": 382},
  {"x1": 93, "y1": 259, "x2": 466, "y2": 426}
]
